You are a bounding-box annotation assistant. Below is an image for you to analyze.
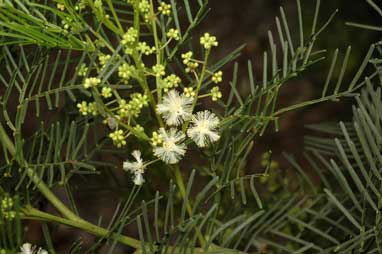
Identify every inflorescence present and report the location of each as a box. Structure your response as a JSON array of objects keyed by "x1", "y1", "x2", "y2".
[{"x1": 70, "y1": 0, "x2": 224, "y2": 186}]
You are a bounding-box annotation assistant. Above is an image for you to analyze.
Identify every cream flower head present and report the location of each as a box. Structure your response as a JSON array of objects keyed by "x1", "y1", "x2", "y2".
[
  {"x1": 123, "y1": 150, "x2": 146, "y2": 186},
  {"x1": 156, "y1": 90, "x2": 193, "y2": 126},
  {"x1": 187, "y1": 110, "x2": 220, "y2": 147},
  {"x1": 153, "y1": 128, "x2": 186, "y2": 164},
  {"x1": 133, "y1": 173, "x2": 144, "y2": 185},
  {"x1": 18, "y1": 243, "x2": 48, "y2": 254}
]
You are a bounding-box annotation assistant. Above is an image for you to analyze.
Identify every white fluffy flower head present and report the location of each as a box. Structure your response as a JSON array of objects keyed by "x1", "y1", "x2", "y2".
[
  {"x1": 187, "y1": 110, "x2": 220, "y2": 147},
  {"x1": 153, "y1": 128, "x2": 186, "y2": 164},
  {"x1": 133, "y1": 173, "x2": 144, "y2": 185},
  {"x1": 19, "y1": 243, "x2": 48, "y2": 254},
  {"x1": 123, "y1": 150, "x2": 146, "y2": 185},
  {"x1": 156, "y1": 90, "x2": 193, "y2": 126}
]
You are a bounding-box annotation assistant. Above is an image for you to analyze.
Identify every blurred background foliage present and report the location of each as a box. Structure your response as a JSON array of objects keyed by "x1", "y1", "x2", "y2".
[
  {"x1": 7, "y1": 0, "x2": 381, "y2": 252},
  {"x1": 202, "y1": 0, "x2": 380, "y2": 156},
  {"x1": 193, "y1": 0, "x2": 381, "y2": 193}
]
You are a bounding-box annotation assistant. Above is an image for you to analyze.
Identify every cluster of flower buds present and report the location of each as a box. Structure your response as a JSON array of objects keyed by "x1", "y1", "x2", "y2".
[
  {"x1": 73, "y1": 0, "x2": 224, "y2": 186},
  {"x1": 1, "y1": 195, "x2": 16, "y2": 221}
]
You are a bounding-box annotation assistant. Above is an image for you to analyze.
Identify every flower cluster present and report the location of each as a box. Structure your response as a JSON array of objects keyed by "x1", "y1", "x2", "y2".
[
  {"x1": 153, "y1": 128, "x2": 186, "y2": 164},
  {"x1": 18, "y1": 243, "x2": 48, "y2": 254},
  {"x1": 200, "y1": 33, "x2": 218, "y2": 49},
  {"x1": 153, "y1": 91, "x2": 221, "y2": 164},
  {"x1": 210, "y1": 86, "x2": 222, "y2": 101},
  {"x1": 101, "y1": 87, "x2": 113, "y2": 98},
  {"x1": 167, "y1": 28, "x2": 180, "y2": 40},
  {"x1": 83, "y1": 77, "x2": 101, "y2": 89},
  {"x1": 181, "y1": 51, "x2": 199, "y2": 73},
  {"x1": 77, "y1": 63, "x2": 88, "y2": 76},
  {"x1": 150, "y1": 131, "x2": 163, "y2": 146},
  {"x1": 163, "y1": 74, "x2": 181, "y2": 92},
  {"x1": 77, "y1": 101, "x2": 97, "y2": 116},
  {"x1": 137, "y1": 0, "x2": 150, "y2": 13},
  {"x1": 109, "y1": 129, "x2": 126, "y2": 147},
  {"x1": 138, "y1": 42, "x2": 156, "y2": 55},
  {"x1": 187, "y1": 110, "x2": 220, "y2": 147},
  {"x1": 118, "y1": 63, "x2": 136, "y2": 83},
  {"x1": 212, "y1": 71, "x2": 223, "y2": 83},
  {"x1": 99, "y1": 54, "x2": 111, "y2": 67},
  {"x1": 123, "y1": 150, "x2": 146, "y2": 185},
  {"x1": 183, "y1": 87, "x2": 195, "y2": 98},
  {"x1": 1, "y1": 195, "x2": 16, "y2": 221},
  {"x1": 57, "y1": 3, "x2": 65, "y2": 11},
  {"x1": 152, "y1": 64, "x2": 166, "y2": 77},
  {"x1": 157, "y1": 90, "x2": 193, "y2": 126},
  {"x1": 136, "y1": 0, "x2": 151, "y2": 22},
  {"x1": 118, "y1": 93, "x2": 149, "y2": 118},
  {"x1": 158, "y1": 2, "x2": 171, "y2": 15},
  {"x1": 74, "y1": 1, "x2": 224, "y2": 186},
  {"x1": 122, "y1": 27, "x2": 138, "y2": 45}
]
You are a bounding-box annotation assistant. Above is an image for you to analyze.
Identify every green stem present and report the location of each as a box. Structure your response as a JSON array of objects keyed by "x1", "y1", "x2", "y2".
[
  {"x1": 105, "y1": 0, "x2": 124, "y2": 32},
  {"x1": 25, "y1": 168, "x2": 79, "y2": 221},
  {"x1": 192, "y1": 50, "x2": 210, "y2": 109},
  {"x1": 0, "y1": 120, "x2": 15, "y2": 156},
  {"x1": 172, "y1": 165, "x2": 206, "y2": 247},
  {"x1": 172, "y1": 165, "x2": 192, "y2": 213},
  {"x1": 0, "y1": 122, "x2": 79, "y2": 221},
  {"x1": 0, "y1": 121, "x2": 142, "y2": 249},
  {"x1": 1, "y1": 111, "x2": 245, "y2": 253},
  {"x1": 132, "y1": 4, "x2": 164, "y2": 127},
  {"x1": 132, "y1": 244, "x2": 247, "y2": 254},
  {"x1": 274, "y1": 92, "x2": 352, "y2": 116},
  {"x1": 149, "y1": 0, "x2": 163, "y2": 103},
  {"x1": 182, "y1": 49, "x2": 210, "y2": 132},
  {"x1": 132, "y1": 52, "x2": 164, "y2": 127},
  {"x1": 22, "y1": 206, "x2": 141, "y2": 249},
  {"x1": 24, "y1": 206, "x2": 247, "y2": 254}
]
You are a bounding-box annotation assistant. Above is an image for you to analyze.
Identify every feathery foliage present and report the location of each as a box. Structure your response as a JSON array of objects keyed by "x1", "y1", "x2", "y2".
[{"x1": 0, "y1": 0, "x2": 379, "y2": 253}]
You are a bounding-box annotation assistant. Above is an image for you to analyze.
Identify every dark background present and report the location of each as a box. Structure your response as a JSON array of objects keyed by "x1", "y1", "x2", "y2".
[
  {"x1": 202, "y1": 0, "x2": 380, "y2": 157},
  {"x1": 25, "y1": 0, "x2": 382, "y2": 252}
]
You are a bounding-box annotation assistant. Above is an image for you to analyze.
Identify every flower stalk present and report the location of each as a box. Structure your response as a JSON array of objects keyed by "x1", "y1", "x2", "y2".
[
  {"x1": 0, "y1": 121, "x2": 142, "y2": 249},
  {"x1": 172, "y1": 164, "x2": 206, "y2": 247}
]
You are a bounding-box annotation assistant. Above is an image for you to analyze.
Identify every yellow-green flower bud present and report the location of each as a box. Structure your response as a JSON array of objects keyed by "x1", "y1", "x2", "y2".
[
  {"x1": 163, "y1": 74, "x2": 181, "y2": 92},
  {"x1": 158, "y1": 2, "x2": 171, "y2": 15},
  {"x1": 121, "y1": 27, "x2": 138, "y2": 45},
  {"x1": 167, "y1": 28, "x2": 180, "y2": 41},
  {"x1": 118, "y1": 63, "x2": 135, "y2": 83},
  {"x1": 99, "y1": 54, "x2": 111, "y2": 66},
  {"x1": 183, "y1": 87, "x2": 195, "y2": 98},
  {"x1": 109, "y1": 129, "x2": 127, "y2": 147},
  {"x1": 211, "y1": 71, "x2": 223, "y2": 84},
  {"x1": 181, "y1": 51, "x2": 193, "y2": 65},
  {"x1": 137, "y1": 42, "x2": 156, "y2": 55},
  {"x1": 200, "y1": 32, "x2": 218, "y2": 49},
  {"x1": 151, "y1": 131, "x2": 163, "y2": 146},
  {"x1": 57, "y1": 3, "x2": 65, "y2": 11},
  {"x1": 77, "y1": 63, "x2": 88, "y2": 76},
  {"x1": 1, "y1": 196, "x2": 16, "y2": 221},
  {"x1": 88, "y1": 102, "x2": 98, "y2": 116},
  {"x1": 210, "y1": 86, "x2": 222, "y2": 101},
  {"x1": 185, "y1": 62, "x2": 199, "y2": 73},
  {"x1": 138, "y1": 0, "x2": 150, "y2": 13},
  {"x1": 83, "y1": 77, "x2": 101, "y2": 89},
  {"x1": 152, "y1": 64, "x2": 165, "y2": 77},
  {"x1": 77, "y1": 101, "x2": 89, "y2": 116},
  {"x1": 101, "y1": 87, "x2": 112, "y2": 98}
]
